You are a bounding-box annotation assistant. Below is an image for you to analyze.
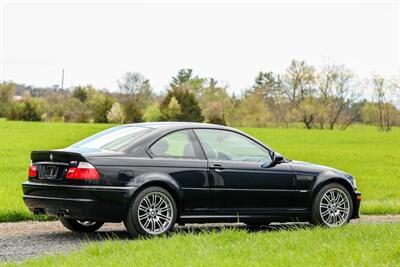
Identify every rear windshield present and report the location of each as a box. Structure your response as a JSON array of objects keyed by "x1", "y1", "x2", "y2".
[{"x1": 70, "y1": 126, "x2": 152, "y2": 151}]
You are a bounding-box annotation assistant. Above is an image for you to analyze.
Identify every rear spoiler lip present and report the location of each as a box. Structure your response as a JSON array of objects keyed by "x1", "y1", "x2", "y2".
[{"x1": 31, "y1": 150, "x2": 87, "y2": 163}]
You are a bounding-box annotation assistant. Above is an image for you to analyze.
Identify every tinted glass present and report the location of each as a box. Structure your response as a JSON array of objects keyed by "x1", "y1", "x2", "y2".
[
  {"x1": 194, "y1": 129, "x2": 271, "y2": 163},
  {"x1": 70, "y1": 126, "x2": 151, "y2": 151},
  {"x1": 150, "y1": 130, "x2": 197, "y2": 158}
]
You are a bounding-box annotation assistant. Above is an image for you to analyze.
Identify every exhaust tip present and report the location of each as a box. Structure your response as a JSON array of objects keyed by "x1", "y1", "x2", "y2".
[
  {"x1": 57, "y1": 209, "x2": 69, "y2": 218},
  {"x1": 33, "y1": 208, "x2": 45, "y2": 215}
]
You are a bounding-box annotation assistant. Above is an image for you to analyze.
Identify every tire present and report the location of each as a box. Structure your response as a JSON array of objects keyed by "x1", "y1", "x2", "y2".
[
  {"x1": 310, "y1": 183, "x2": 353, "y2": 227},
  {"x1": 60, "y1": 218, "x2": 104, "y2": 232},
  {"x1": 124, "y1": 186, "x2": 177, "y2": 237}
]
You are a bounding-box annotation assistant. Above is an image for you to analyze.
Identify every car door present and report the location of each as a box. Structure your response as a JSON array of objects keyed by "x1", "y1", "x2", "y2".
[
  {"x1": 194, "y1": 129, "x2": 297, "y2": 214},
  {"x1": 148, "y1": 129, "x2": 210, "y2": 214}
]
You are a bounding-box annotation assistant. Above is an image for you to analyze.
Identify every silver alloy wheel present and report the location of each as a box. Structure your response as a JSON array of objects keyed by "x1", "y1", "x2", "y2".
[
  {"x1": 137, "y1": 191, "x2": 174, "y2": 235},
  {"x1": 319, "y1": 188, "x2": 350, "y2": 227},
  {"x1": 77, "y1": 220, "x2": 97, "y2": 226}
]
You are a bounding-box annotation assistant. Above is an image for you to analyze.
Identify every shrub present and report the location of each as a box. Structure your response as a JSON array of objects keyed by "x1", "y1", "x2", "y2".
[
  {"x1": 107, "y1": 102, "x2": 125, "y2": 123},
  {"x1": 143, "y1": 103, "x2": 165, "y2": 122}
]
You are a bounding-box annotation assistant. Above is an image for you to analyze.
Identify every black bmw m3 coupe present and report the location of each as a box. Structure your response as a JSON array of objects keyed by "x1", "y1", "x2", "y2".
[{"x1": 23, "y1": 122, "x2": 361, "y2": 236}]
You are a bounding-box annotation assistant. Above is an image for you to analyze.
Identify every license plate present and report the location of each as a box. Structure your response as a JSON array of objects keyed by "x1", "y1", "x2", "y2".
[{"x1": 44, "y1": 166, "x2": 59, "y2": 180}]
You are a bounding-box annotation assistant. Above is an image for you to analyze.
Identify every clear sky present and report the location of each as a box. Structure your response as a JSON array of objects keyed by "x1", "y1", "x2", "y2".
[{"x1": 0, "y1": 1, "x2": 399, "y2": 95}]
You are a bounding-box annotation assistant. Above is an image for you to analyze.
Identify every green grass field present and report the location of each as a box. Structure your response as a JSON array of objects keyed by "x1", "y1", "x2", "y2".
[
  {"x1": 5, "y1": 224, "x2": 400, "y2": 266},
  {"x1": 0, "y1": 120, "x2": 399, "y2": 222}
]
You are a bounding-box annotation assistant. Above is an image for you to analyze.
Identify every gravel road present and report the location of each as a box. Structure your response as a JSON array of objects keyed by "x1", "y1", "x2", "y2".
[{"x1": 1, "y1": 215, "x2": 400, "y2": 263}]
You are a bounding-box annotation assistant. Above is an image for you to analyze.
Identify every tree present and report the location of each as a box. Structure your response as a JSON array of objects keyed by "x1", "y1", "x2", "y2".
[
  {"x1": 63, "y1": 98, "x2": 90, "y2": 123},
  {"x1": 161, "y1": 69, "x2": 204, "y2": 122},
  {"x1": 316, "y1": 64, "x2": 356, "y2": 129},
  {"x1": 72, "y1": 85, "x2": 91, "y2": 102},
  {"x1": 117, "y1": 72, "x2": 154, "y2": 122},
  {"x1": 161, "y1": 88, "x2": 203, "y2": 122},
  {"x1": 170, "y1": 69, "x2": 206, "y2": 97},
  {"x1": 371, "y1": 75, "x2": 394, "y2": 132},
  {"x1": 0, "y1": 82, "x2": 16, "y2": 117},
  {"x1": 253, "y1": 71, "x2": 291, "y2": 127},
  {"x1": 107, "y1": 102, "x2": 125, "y2": 123},
  {"x1": 7, "y1": 91, "x2": 44, "y2": 121},
  {"x1": 282, "y1": 60, "x2": 316, "y2": 102},
  {"x1": 282, "y1": 60, "x2": 317, "y2": 129},
  {"x1": 164, "y1": 97, "x2": 181, "y2": 121},
  {"x1": 199, "y1": 78, "x2": 230, "y2": 125},
  {"x1": 143, "y1": 103, "x2": 165, "y2": 122},
  {"x1": 171, "y1": 69, "x2": 194, "y2": 87},
  {"x1": 87, "y1": 91, "x2": 115, "y2": 123},
  {"x1": 231, "y1": 89, "x2": 272, "y2": 127}
]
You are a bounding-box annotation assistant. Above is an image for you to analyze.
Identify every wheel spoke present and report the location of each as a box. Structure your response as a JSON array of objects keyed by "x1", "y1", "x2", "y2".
[
  {"x1": 320, "y1": 203, "x2": 329, "y2": 208},
  {"x1": 321, "y1": 209, "x2": 330, "y2": 217},
  {"x1": 139, "y1": 206, "x2": 147, "y2": 212},
  {"x1": 322, "y1": 195, "x2": 331, "y2": 203},
  {"x1": 139, "y1": 213, "x2": 148, "y2": 220},
  {"x1": 158, "y1": 213, "x2": 171, "y2": 222},
  {"x1": 143, "y1": 197, "x2": 152, "y2": 208},
  {"x1": 143, "y1": 218, "x2": 151, "y2": 228},
  {"x1": 155, "y1": 197, "x2": 164, "y2": 208},
  {"x1": 155, "y1": 219, "x2": 164, "y2": 231},
  {"x1": 159, "y1": 206, "x2": 170, "y2": 213}
]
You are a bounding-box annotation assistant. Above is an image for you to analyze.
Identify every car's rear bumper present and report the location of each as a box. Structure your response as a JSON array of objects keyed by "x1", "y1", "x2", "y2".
[
  {"x1": 352, "y1": 191, "x2": 362, "y2": 219},
  {"x1": 22, "y1": 182, "x2": 138, "y2": 222}
]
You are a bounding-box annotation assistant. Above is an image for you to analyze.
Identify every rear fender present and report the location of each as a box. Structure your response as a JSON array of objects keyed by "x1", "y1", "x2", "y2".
[{"x1": 126, "y1": 171, "x2": 182, "y2": 205}]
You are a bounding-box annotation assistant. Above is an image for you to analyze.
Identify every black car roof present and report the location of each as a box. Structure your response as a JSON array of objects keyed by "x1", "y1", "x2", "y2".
[
  {"x1": 122, "y1": 122, "x2": 274, "y2": 153},
  {"x1": 124, "y1": 121, "x2": 233, "y2": 131}
]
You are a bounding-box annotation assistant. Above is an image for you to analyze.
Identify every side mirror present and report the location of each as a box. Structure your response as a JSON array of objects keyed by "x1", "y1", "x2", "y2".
[
  {"x1": 273, "y1": 153, "x2": 284, "y2": 164},
  {"x1": 261, "y1": 152, "x2": 284, "y2": 168}
]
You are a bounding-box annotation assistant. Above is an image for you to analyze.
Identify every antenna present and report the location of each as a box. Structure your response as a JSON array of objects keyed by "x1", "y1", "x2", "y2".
[{"x1": 61, "y1": 69, "x2": 64, "y2": 90}]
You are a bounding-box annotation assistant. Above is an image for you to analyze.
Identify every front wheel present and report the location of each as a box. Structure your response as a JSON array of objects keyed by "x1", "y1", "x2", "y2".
[
  {"x1": 124, "y1": 186, "x2": 177, "y2": 237},
  {"x1": 60, "y1": 218, "x2": 104, "y2": 232},
  {"x1": 311, "y1": 183, "x2": 353, "y2": 227}
]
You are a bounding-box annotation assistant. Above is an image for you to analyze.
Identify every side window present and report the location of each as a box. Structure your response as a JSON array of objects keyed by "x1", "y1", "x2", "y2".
[
  {"x1": 194, "y1": 129, "x2": 271, "y2": 163},
  {"x1": 149, "y1": 130, "x2": 197, "y2": 158}
]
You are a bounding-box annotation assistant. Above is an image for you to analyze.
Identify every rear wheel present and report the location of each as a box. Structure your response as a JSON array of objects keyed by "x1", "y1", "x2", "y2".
[
  {"x1": 124, "y1": 186, "x2": 177, "y2": 237},
  {"x1": 60, "y1": 218, "x2": 104, "y2": 232},
  {"x1": 311, "y1": 183, "x2": 353, "y2": 227}
]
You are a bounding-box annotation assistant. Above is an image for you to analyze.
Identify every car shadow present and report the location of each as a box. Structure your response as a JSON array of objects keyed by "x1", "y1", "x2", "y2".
[{"x1": 55, "y1": 222, "x2": 314, "y2": 242}]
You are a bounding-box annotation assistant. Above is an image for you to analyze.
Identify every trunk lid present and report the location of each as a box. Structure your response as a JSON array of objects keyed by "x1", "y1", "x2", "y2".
[{"x1": 31, "y1": 150, "x2": 90, "y2": 183}]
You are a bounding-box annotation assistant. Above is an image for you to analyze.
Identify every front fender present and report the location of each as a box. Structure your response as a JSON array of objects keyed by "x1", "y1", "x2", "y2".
[{"x1": 309, "y1": 170, "x2": 356, "y2": 205}]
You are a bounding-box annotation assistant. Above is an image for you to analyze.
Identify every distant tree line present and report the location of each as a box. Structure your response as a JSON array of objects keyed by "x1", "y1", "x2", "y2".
[{"x1": 0, "y1": 60, "x2": 399, "y2": 131}]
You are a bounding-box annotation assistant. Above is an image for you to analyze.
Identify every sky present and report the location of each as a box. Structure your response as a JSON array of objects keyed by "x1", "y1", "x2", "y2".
[{"x1": 0, "y1": 1, "x2": 399, "y2": 95}]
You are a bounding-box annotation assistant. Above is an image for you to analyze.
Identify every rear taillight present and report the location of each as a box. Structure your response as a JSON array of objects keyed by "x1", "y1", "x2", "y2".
[
  {"x1": 28, "y1": 163, "x2": 37, "y2": 177},
  {"x1": 65, "y1": 162, "x2": 100, "y2": 180}
]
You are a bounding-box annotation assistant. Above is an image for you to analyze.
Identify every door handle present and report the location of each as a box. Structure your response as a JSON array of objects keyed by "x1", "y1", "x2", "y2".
[{"x1": 209, "y1": 163, "x2": 225, "y2": 171}]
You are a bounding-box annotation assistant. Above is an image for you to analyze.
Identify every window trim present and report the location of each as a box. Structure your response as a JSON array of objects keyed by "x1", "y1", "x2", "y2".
[
  {"x1": 192, "y1": 128, "x2": 273, "y2": 162},
  {"x1": 147, "y1": 129, "x2": 206, "y2": 160}
]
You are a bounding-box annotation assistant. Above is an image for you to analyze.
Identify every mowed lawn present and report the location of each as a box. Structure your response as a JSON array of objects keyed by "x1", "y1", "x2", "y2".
[
  {"x1": 5, "y1": 224, "x2": 400, "y2": 266},
  {"x1": 0, "y1": 120, "x2": 399, "y2": 222}
]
